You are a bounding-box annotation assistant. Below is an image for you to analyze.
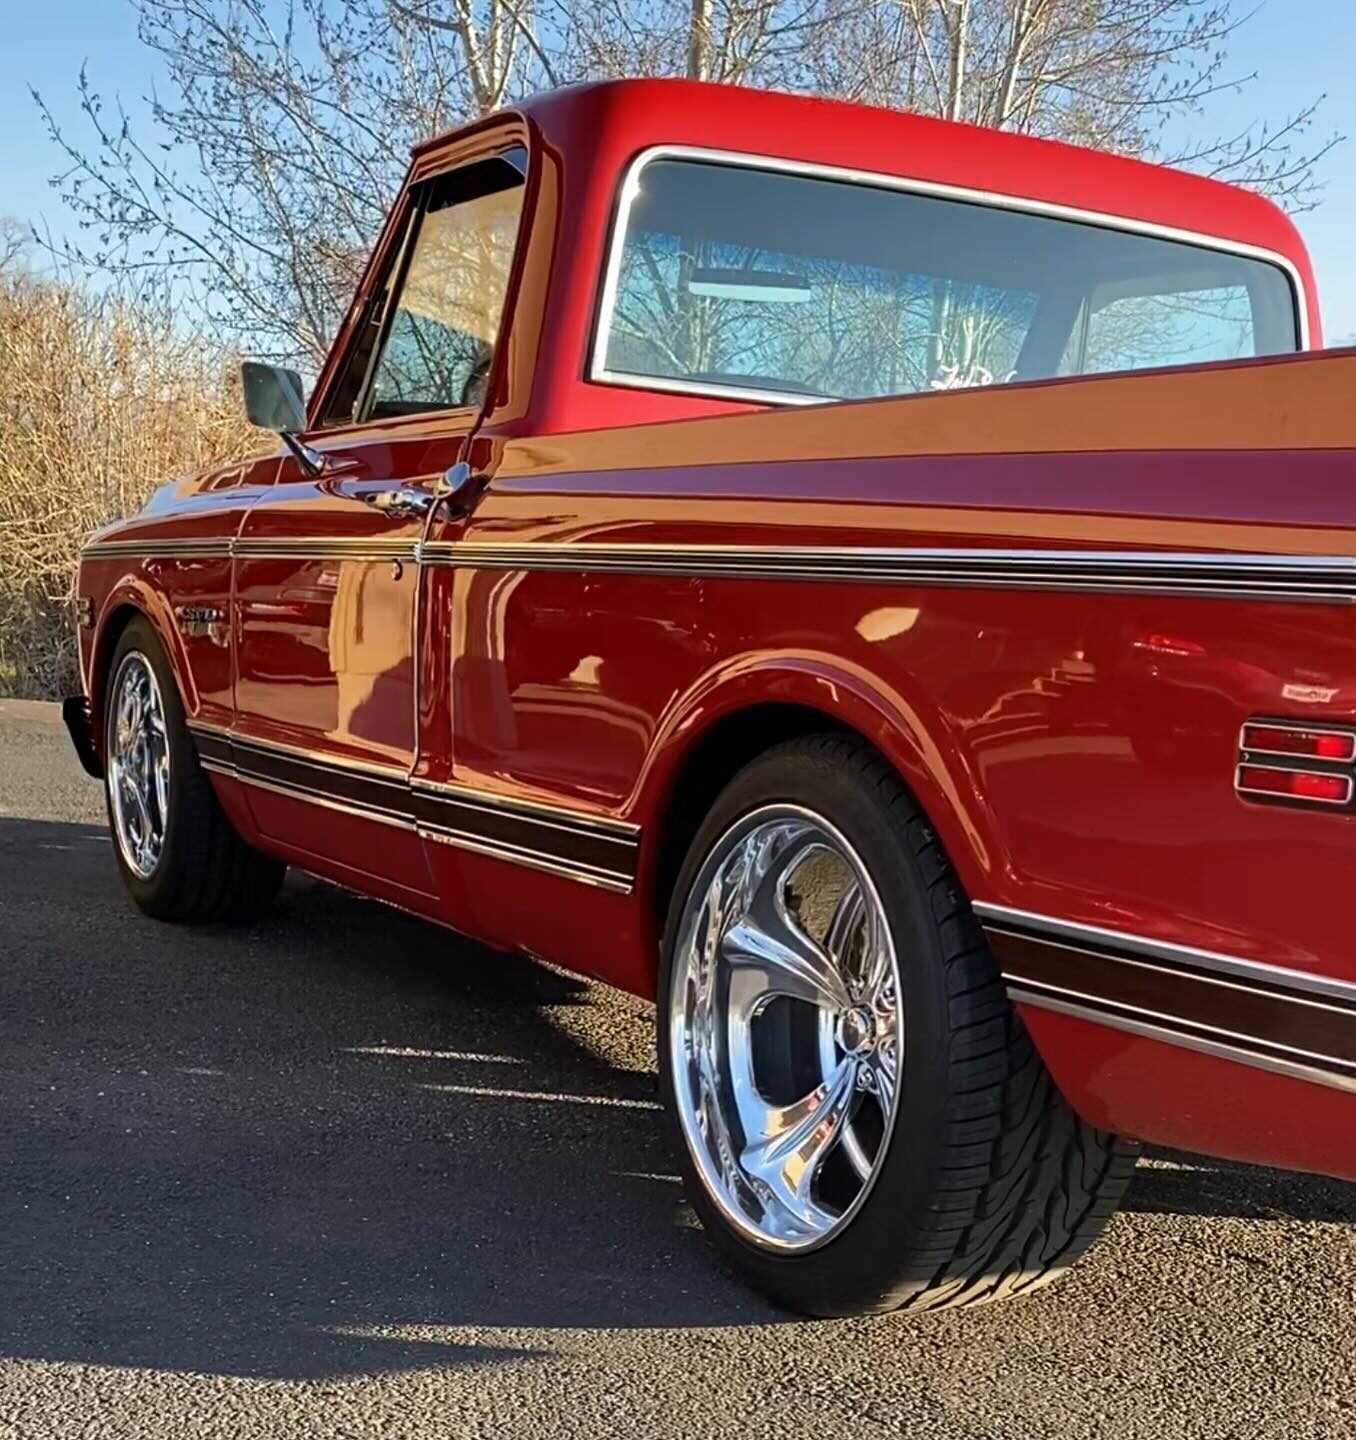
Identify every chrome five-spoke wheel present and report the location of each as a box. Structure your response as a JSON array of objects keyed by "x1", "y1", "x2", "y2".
[
  {"x1": 668, "y1": 807, "x2": 902, "y2": 1251},
  {"x1": 107, "y1": 650, "x2": 171, "y2": 880}
]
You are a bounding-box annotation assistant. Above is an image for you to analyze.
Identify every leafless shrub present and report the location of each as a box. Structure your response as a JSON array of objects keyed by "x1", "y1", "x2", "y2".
[{"x1": 0, "y1": 269, "x2": 262, "y2": 697}]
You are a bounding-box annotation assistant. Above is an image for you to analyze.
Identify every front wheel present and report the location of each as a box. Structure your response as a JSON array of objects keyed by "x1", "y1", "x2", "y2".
[
  {"x1": 103, "y1": 616, "x2": 284, "y2": 922},
  {"x1": 658, "y1": 735, "x2": 1137, "y2": 1317}
]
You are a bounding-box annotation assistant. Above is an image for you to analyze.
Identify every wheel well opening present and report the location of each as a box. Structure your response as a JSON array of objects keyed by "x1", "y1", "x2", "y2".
[
  {"x1": 650, "y1": 703, "x2": 857, "y2": 937},
  {"x1": 90, "y1": 604, "x2": 143, "y2": 736}
]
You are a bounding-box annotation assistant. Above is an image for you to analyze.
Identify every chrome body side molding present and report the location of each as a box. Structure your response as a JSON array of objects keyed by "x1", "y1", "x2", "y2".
[
  {"x1": 424, "y1": 542, "x2": 1356, "y2": 605},
  {"x1": 975, "y1": 901, "x2": 1356, "y2": 1095},
  {"x1": 84, "y1": 536, "x2": 421, "y2": 564},
  {"x1": 84, "y1": 536, "x2": 1356, "y2": 605},
  {"x1": 188, "y1": 721, "x2": 639, "y2": 893}
]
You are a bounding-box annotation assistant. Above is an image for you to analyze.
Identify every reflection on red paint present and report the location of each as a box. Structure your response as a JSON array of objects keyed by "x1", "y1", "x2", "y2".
[{"x1": 1133, "y1": 632, "x2": 1207, "y2": 656}]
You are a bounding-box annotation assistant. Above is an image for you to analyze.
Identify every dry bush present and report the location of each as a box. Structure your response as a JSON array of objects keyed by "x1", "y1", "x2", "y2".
[{"x1": 0, "y1": 272, "x2": 263, "y2": 698}]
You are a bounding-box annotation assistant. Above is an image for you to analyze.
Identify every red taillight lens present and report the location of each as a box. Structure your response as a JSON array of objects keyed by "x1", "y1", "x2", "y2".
[
  {"x1": 1237, "y1": 765, "x2": 1351, "y2": 804},
  {"x1": 1242, "y1": 724, "x2": 1356, "y2": 762}
]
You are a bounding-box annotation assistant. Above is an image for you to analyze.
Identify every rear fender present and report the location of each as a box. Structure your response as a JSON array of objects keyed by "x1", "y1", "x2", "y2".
[{"x1": 633, "y1": 650, "x2": 1010, "y2": 907}]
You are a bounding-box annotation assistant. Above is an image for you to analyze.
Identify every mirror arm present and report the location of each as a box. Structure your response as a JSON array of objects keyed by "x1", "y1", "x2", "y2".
[{"x1": 280, "y1": 431, "x2": 326, "y2": 478}]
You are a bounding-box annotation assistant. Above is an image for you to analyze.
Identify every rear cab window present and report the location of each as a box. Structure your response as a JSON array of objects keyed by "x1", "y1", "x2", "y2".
[{"x1": 593, "y1": 153, "x2": 1300, "y2": 405}]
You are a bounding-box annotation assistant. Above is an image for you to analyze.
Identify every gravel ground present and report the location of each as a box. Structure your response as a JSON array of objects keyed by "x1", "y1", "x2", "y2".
[{"x1": 1, "y1": 697, "x2": 1353, "y2": 1440}]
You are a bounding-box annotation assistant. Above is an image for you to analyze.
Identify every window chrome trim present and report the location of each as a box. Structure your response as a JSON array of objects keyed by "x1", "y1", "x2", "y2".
[
  {"x1": 589, "y1": 143, "x2": 1309, "y2": 409},
  {"x1": 349, "y1": 145, "x2": 530, "y2": 428}
]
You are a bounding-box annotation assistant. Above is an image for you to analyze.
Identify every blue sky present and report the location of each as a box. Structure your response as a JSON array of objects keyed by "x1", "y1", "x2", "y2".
[{"x1": 1, "y1": 0, "x2": 1352, "y2": 341}]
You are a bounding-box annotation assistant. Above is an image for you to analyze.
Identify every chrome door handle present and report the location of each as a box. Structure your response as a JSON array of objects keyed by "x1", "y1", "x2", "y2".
[
  {"x1": 362, "y1": 464, "x2": 484, "y2": 522},
  {"x1": 363, "y1": 486, "x2": 438, "y2": 520}
]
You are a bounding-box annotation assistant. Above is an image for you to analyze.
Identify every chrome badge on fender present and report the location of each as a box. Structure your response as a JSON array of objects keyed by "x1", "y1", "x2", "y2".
[{"x1": 174, "y1": 605, "x2": 227, "y2": 645}]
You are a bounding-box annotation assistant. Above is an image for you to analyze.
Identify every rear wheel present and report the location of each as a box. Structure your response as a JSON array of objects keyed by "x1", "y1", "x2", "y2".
[
  {"x1": 658, "y1": 734, "x2": 1137, "y2": 1316},
  {"x1": 103, "y1": 617, "x2": 284, "y2": 922}
]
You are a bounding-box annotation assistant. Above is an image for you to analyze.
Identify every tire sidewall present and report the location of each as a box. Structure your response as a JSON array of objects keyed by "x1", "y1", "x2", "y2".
[{"x1": 657, "y1": 742, "x2": 973, "y2": 1316}]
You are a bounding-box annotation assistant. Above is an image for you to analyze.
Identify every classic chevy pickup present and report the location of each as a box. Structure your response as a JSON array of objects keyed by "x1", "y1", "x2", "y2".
[{"x1": 69, "y1": 78, "x2": 1355, "y2": 1317}]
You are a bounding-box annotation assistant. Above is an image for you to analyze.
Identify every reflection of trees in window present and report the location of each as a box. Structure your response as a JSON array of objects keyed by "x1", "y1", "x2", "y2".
[
  {"x1": 377, "y1": 312, "x2": 488, "y2": 407},
  {"x1": 371, "y1": 184, "x2": 522, "y2": 412},
  {"x1": 603, "y1": 160, "x2": 1294, "y2": 404},
  {"x1": 609, "y1": 233, "x2": 1036, "y2": 399},
  {"x1": 1066, "y1": 286, "x2": 1254, "y2": 375}
]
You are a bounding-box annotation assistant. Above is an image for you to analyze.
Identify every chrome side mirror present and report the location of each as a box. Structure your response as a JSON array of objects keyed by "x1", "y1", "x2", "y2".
[
  {"x1": 241, "y1": 361, "x2": 326, "y2": 477},
  {"x1": 241, "y1": 360, "x2": 307, "y2": 433}
]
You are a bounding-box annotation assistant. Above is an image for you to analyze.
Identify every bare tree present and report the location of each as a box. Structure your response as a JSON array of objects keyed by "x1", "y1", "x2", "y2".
[
  {"x1": 36, "y1": 1, "x2": 501, "y2": 362},
  {"x1": 803, "y1": 0, "x2": 1340, "y2": 206},
  {"x1": 0, "y1": 218, "x2": 30, "y2": 276},
  {"x1": 34, "y1": 0, "x2": 1339, "y2": 367}
]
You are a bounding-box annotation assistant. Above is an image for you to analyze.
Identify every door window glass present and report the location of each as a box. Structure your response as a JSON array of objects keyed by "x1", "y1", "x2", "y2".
[{"x1": 364, "y1": 150, "x2": 525, "y2": 420}]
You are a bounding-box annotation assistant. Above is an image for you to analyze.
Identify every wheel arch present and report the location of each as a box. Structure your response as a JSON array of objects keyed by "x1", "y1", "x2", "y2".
[
  {"x1": 88, "y1": 583, "x2": 198, "y2": 759},
  {"x1": 635, "y1": 653, "x2": 1008, "y2": 950}
]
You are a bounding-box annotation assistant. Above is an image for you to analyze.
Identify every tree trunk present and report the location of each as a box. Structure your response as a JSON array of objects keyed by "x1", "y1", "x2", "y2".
[{"x1": 688, "y1": 0, "x2": 714, "y2": 80}]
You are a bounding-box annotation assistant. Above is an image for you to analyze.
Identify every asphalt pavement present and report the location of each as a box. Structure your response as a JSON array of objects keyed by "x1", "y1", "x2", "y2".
[{"x1": 1, "y1": 697, "x2": 1353, "y2": 1439}]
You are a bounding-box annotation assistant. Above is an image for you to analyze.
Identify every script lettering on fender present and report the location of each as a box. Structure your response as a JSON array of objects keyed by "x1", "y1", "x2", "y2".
[{"x1": 174, "y1": 605, "x2": 228, "y2": 646}]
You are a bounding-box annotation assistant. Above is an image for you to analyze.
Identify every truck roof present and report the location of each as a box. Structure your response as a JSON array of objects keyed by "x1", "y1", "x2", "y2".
[{"x1": 413, "y1": 78, "x2": 1317, "y2": 341}]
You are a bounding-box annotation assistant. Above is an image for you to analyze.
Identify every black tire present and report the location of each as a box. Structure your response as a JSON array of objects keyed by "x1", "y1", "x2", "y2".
[
  {"x1": 102, "y1": 616, "x2": 284, "y2": 922},
  {"x1": 657, "y1": 734, "x2": 1137, "y2": 1317}
]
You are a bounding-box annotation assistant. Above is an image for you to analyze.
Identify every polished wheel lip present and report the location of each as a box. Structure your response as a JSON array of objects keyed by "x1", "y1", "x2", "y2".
[
  {"x1": 668, "y1": 803, "x2": 903, "y2": 1253},
  {"x1": 106, "y1": 651, "x2": 171, "y2": 881}
]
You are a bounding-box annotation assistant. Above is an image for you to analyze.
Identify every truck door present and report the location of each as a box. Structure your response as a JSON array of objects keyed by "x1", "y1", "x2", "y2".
[{"x1": 232, "y1": 144, "x2": 527, "y2": 901}]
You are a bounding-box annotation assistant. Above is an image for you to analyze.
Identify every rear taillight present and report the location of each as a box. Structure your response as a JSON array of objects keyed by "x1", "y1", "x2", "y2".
[
  {"x1": 1236, "y1": 720, "x2": 1356, "y2": 810},
  {"x1": 1241, "y1": 723, "x2": 1356, "y2": 762}
]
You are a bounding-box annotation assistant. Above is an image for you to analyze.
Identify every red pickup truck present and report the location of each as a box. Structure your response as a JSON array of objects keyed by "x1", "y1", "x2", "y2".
[{"x1": 69, "y1": 78, "x2": 1355, "y2": 1318}]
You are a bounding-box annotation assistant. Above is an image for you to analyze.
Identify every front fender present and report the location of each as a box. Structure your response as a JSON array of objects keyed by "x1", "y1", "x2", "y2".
[{"x1": 85, "y1": 573, "x2": 199, "y2": 754}]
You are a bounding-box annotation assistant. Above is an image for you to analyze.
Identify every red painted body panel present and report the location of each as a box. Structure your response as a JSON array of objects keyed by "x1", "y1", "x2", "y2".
[
  {"x1": 1021, "y1": 1009, "x2": 1356, "y2": 1181},
  {"x1": 74, "y1": 80, "x2": 1355, "y2": 1185},
  {"x1": 231, "y1": 424, "x2": 473, "y2": 893},
  {"x1": 444, "y1": 434, "x2": 1356, "y2": 988},
  {"x1": 81, "y1": 458, "x2": 279, "y2": 727}
]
